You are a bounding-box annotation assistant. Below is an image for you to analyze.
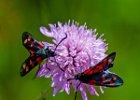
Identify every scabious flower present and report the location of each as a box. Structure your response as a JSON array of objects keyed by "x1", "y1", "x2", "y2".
[{"x1": 36, "y1": 21, "x2": 108, "y2": 100}]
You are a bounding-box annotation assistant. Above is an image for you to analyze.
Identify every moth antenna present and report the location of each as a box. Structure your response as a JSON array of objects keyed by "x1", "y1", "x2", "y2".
[
  {"x1": 54, "y1": 33, "x2": 67, "y2": 52},
  {"x1": 52, "y1": 33, "x2": 67, "y2": 72}
]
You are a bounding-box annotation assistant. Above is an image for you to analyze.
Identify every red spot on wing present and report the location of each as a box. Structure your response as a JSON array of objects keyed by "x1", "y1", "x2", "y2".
[
  {"x1": 101, "y1": 76, "x2": 106, "y2": 85},
  {"x1": 102, "y1": 77, "x2": 106, "y2": 82},
  {"x1": 40, "y1": 43, "x2": 44, "y2": 47},
  {"x1": 36, "y1": 57, "x2": 42, "y2": 64},
  {"x1": 29, "y1": 50, "x2": 35, "y2": 56},
  {"x1": 101, "y1": 58, "x2": 108, "y2": 67},
  {"x1": 84, "y1": 59, "x2": 108, "y2": 75},
  {"x1": 109, "y1": 81, "x2": 114, "y2": 86},
  {"x1": 29, "y1": 60, "x2": 34, "y2": 67},
  {"x1": 88, "y1": 80, "x2": 96, "y2": 85},
  {"x1": 84, "y1": 69, "x2": 93, "y2": 75},
  {"x1": 37, "y1": 42, "x2": 44, "y2": 49},
  {"x1": 113, "y1": 76, "x2": 117, "y2": 81},
  {"x1": 25, "y1": 66, "x2": 29, "y2": 72},
  {"x1": 97, "y1": 65, "x2": 103, "y2": 70},
  {"x1": 30, "y1": 40, "x2": 36, "y2": 47},
  {"x1": 27, "y1": 36, "x2": 31, "y2": 41}
]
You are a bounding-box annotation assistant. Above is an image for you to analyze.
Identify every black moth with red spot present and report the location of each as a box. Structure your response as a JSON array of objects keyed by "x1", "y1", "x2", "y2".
[
  {"x1": 20, "y1": 32, "x2": 57, "y2": 76},
  {"x1": 69, "y1": 52, "x2": 123, "y2": 87}
]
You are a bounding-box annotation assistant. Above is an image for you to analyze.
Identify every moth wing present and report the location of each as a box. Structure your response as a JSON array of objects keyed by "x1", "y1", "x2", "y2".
[
  {"x1": 20, "y1": 55, "x2": 43, "y2": 76},
  {"x1": 88, "y1": 72, "x2": 123, "y2": 87},
  {"x1": 84, "y1": 52, "x2": 116, "y2": 75},
  {"x1": 22, "y1": 32, "x2": 44, "y2": 53}
]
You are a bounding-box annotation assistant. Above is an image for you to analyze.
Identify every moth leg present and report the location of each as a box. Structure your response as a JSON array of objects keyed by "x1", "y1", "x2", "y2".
[
  {"x1": 74, "y1": 90, "x2": 78, "y2": 100},
  {"x1": 39, "y1": 64, "x2": 40, "y2": 69},
  {"x1": 38, "y1": 87, "x2": 52, "y2": 100},
  {"x1": 33, "y1": 64, "x2": 41, "y2": 79},
  {"x1": 50, "y1": 57, "x2": 65, "y2": 72},
  {"x1": 74, "y1": 82, "x2": 81, "y2": 100}
]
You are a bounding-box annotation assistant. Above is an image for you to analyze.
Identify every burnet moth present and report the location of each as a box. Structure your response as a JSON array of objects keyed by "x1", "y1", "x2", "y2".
[
  {"x1": 20, "y1": 32, "x2": 67, "y2": 76},
  {"x1": 67, "y1": 52, "x2": 123, "y2": 100}
]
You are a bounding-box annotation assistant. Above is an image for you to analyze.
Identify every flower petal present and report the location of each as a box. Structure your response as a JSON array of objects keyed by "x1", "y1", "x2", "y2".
[
  {"x1": 65, "y1": 82, "x2": 70, "y2": 94},
  {"x1": 53, "y1": 81, "x2": 63, "y2": 96},
  {"x1": 40, "y1": 26, "x2": 53, "y2": 37},
  {"x1": 79, "y1": 85, "x2": 88, "y2": 100},
  {"x1": 36, "y1": 64, "x2": 49, "y2": 77}
]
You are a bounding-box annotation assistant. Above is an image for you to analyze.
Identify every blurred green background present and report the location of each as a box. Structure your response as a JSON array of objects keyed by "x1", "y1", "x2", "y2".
[{"x1": 0, "y1": 0, "x2": 140, "y2": 100}]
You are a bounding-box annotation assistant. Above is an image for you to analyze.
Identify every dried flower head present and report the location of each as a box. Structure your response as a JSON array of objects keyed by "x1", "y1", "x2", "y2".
[{"x1": 36, "y1": 21, "x2": 108, "y2": 100}]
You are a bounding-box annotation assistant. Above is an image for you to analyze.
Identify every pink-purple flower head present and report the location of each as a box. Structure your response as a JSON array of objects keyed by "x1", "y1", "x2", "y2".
[{"x1": 36, "y1": 21, "x2": 108, "y2": 100}]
